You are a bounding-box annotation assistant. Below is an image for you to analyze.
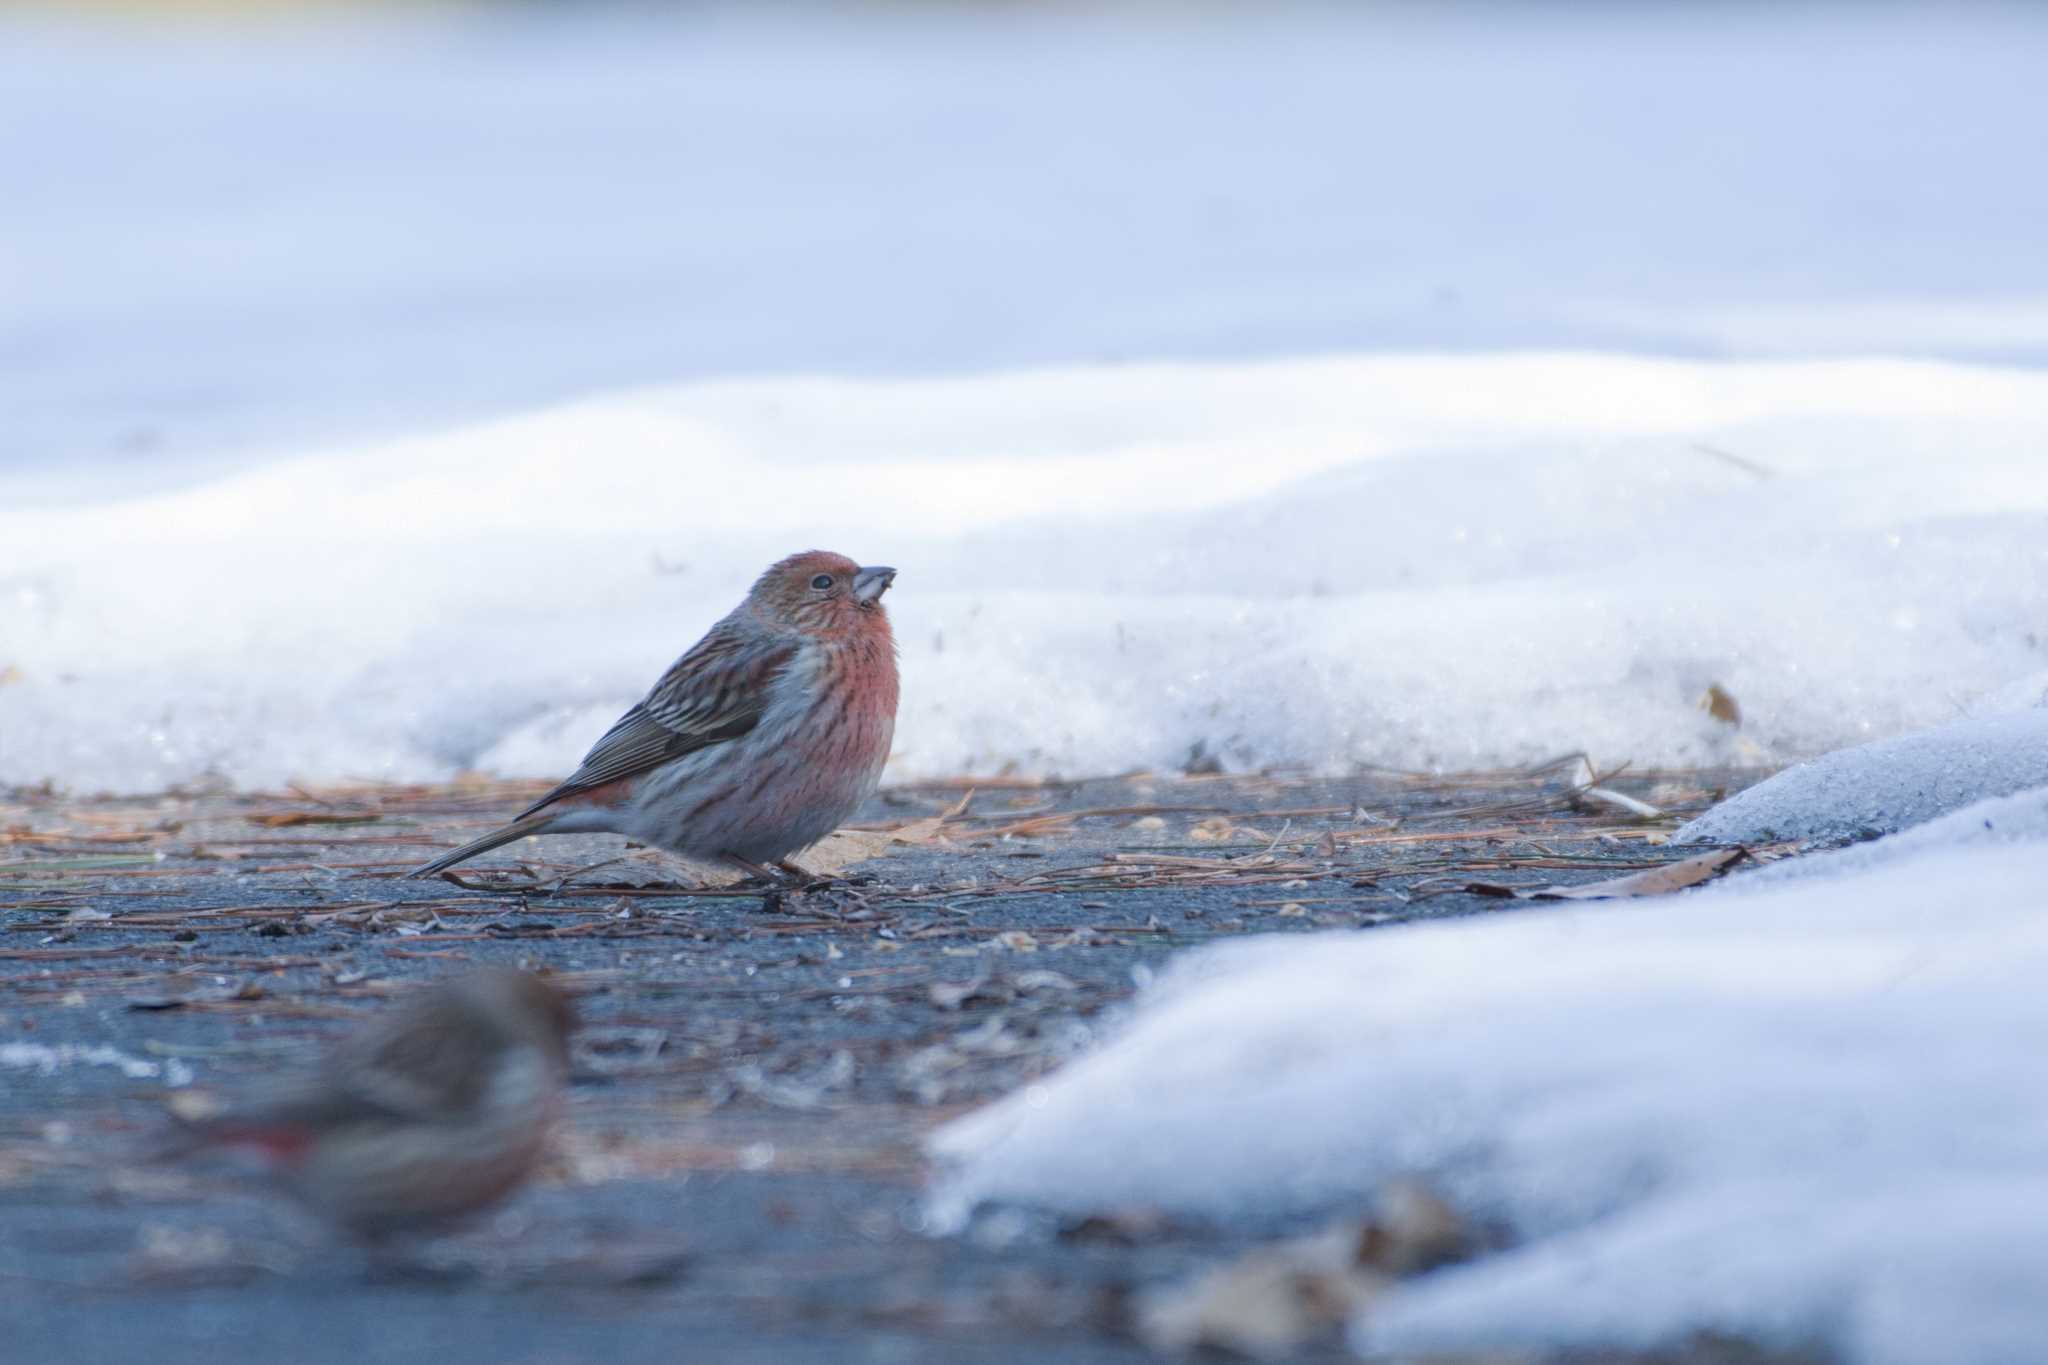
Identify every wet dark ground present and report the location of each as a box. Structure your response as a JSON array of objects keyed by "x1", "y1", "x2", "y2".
[{"x1": 0, "y1": 765, "x2": 1804, "y2": 1364}]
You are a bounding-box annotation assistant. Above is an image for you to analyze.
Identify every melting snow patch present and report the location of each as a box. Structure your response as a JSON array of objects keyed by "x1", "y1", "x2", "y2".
[
  {"x1": 1738, "y1": 785, "x2": 2048, "y2": 888},
  {"x1": 0, "y1": 1042, "x2": 193, "y2": 1087},
  {"x1": 4, "y1": 353, "x2": 2048, "y2": 791},
  {"x1": 1672, "y1": 710, "x2": 2048, "y2": 846},
  {"x1": 928, "y1": 817, "x2": 2048, "y2": 1363}
]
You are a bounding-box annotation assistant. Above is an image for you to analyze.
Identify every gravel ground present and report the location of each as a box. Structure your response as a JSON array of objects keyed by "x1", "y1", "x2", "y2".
[{"x1": 0, "y1": 764, "x2": 1812, "y2": 1364}]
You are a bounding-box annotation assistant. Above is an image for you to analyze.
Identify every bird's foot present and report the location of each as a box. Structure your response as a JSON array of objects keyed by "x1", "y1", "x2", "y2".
[
  {"x1": 774, "y1": 860, "x2": 882, "y2": 889},
  {"x1": 718, "y1": 857, "x2": 800, "y2": 911},
  {"x1": 722, "y1": 856, "x2": 793, "y2": 888},
  {"x1": 722, "y1": 859, "x2": 878, "y2": 910}
]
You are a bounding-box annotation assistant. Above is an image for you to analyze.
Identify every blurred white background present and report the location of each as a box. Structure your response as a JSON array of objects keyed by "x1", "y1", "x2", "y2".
[{"x1": 9, "y1": 1, "x2": 2048, "y2": 488}]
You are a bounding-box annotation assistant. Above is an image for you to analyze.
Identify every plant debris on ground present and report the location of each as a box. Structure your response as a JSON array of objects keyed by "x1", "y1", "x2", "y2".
[{"x1": 0, "y1": 761, "x2": 1818, "y2": 1365}]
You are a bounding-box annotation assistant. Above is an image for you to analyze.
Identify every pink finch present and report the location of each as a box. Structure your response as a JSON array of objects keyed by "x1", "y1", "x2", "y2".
[
  {"x1": 167, "y1": 969, "x2": 574, "y2": 1243},
  {"x1": 411, "y1": 550, "x2": 899, "y2": 881}
]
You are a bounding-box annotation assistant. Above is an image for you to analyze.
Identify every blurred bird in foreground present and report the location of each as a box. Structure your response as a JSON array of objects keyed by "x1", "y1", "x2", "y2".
[
  {"x1": 411, "y1": 550, "x2": 899, "y2": 882},
  {"x1": 165, "y1": 969, "x2": 574, "y2": 1244}
]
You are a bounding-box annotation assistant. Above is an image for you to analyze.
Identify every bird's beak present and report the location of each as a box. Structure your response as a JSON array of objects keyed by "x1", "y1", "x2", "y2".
[{"x1": 852, "y1": 565, "x2": 897, "y2": 605}]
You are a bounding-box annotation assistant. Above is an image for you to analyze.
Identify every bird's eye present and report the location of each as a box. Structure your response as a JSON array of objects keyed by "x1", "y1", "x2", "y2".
[{"x1": 810, "y1": 574, "x2": 835, "y2": 590}]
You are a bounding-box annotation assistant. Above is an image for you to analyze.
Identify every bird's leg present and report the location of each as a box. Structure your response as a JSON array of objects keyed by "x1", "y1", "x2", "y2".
[
  {"x1": 719, "y1": 856, "x2": 798, "y2": 913},
  {"x1": 774, "y1": 859, "x2": 820, "y2": 884},
  {"x1": 776, "y1": 859, "x2": 878, "y2": 890},
  {"x1": 723, "y1": 856, "x2": 874, "y2": 905},
  {"x1": 722, "y1": 855, "x2": 791, "y2": 887}
]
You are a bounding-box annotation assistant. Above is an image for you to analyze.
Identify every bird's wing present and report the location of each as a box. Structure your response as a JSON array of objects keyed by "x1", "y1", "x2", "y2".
[
  {"x1": 212, "y1": 1011, "x2": 470, "y2": 1134},
  {"x1": 518, "y1": 624, "x2": 797, "y2": 820},
  {"x1": 189, "y1": 989, "x2": 537, "y2": 1141}
]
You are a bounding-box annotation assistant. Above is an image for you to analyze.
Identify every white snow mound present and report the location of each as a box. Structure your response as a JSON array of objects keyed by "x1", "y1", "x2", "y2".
[
  {"x1": 927, "y1": 821, "x2": 2048, "y2": 1363},
  {"x1": 4, "y1": 352, "x2": 2048, "y2": 791},
  {"x1": 1739, "y1": 785, "x2": 2048, "y2": 888},
  {"x1": 1672, "y1": 710, "x2": 2048, "y2": 845}
]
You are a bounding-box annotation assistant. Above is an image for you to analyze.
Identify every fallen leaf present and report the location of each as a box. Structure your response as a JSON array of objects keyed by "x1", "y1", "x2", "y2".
[
  {"x1": 789, "y1": 830, "x2": 895, "y2": 875},
  {"x1": 1700, "y1": 683, "x2": 1743, "y2": 726},
  {"x1": 1137, "y1": 1224, "x2": 1387, "y2": 1357},
  {"x1": 885, "y1": 816, "x2": 950, "y2": 845},
  {"x1": 1353, "y1": 1177, "x2": 1470, "y2": 1275},
  {"x1": 1531, "y1": 847, "x2": 1747, "y2": 900},
  {"x1": 885, "y1": 789, "x2": 976, "y2": 846},
  {"x1": 1138, "y1": 1178, "x2": 1473, "y2": 1357},
  {"x1": 130, "y1": 975, "x2": 261, "y2": 1011},
  {"x1": 245, "y1": 811, "x2": 383, "y2": 828}
]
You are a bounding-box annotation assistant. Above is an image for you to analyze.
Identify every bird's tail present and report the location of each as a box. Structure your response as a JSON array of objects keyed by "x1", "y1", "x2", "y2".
[
  {"x1": 147, "y1": 1110, "x2": 301, "y2": 1165},
  {"x1": 408, "y1": 814, "x2": 557, "y2": 879}
]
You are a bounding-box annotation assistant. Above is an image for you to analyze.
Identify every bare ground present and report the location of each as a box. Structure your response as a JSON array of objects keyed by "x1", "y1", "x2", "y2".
[{"x1": 0, "y1": 763, "x2": 1818, "y2": 1364}]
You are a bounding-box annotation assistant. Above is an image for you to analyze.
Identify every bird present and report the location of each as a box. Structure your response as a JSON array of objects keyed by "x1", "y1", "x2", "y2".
[
  {"x1": 163, "y1": 969, "x2": 575, "y2": 1244},
  {"x1": 410, "y1": 550, "x2": 899, "y2": 883}
]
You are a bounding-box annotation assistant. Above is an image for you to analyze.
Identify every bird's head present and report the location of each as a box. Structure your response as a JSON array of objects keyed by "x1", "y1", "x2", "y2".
[
  {"x1": 748, "y1": 550, "x2": 896, "y2": 637},
  {"x1": 462, "y1": 969, "x2": 577, "y2": 1071}
]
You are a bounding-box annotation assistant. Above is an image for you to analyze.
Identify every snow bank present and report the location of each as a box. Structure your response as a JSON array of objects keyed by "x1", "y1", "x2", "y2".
[
  {"x1": 926, "y1": 816, "x2": 2048, "y2": 1363},
  {"x1": 1739, "y1": 785, "x2": 2048, "y2": 888},
  {"x1": 3, "y1": 353, "x2": 2047, "y2": 792},
  {"x1": 1673, "y1": 710, "x2": 2048, "y2": 846}
]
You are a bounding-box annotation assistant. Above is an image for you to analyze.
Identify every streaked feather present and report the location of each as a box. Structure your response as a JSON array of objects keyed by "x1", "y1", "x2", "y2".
[
  {"x1": 409, "y1": 551, "x2": 896, "y2": 878},
  {"x1": 516, "y1": 624, "x2": 796, "y2": 819}
]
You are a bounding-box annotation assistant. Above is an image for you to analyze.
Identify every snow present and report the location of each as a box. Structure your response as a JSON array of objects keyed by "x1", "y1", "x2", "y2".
[
  {"x1": 4, "y1": 9, "x2": 2045, "y2": 1350},
  {"x1": 8, "y1": 3, "x2": 2048, "y2": 793},
  {"x1": 0, "y1": 1043, "x2": 193, "y2": 1088},
  {"x1": 10, "y1": 2, "x2": 2048, "y2": 483},
  {"x1": 926, "y1": 808, "x2": 2048, "y2": 1364},
  {"x1": 4, "y1": 352, "x2": 2047, "y2": 792},
  {"x1": 1740, "y1": 786, "x2": 2048, "y2": 887},
  {"x1": 1673, "y1": 710, "x2": 2048, "y2": 846}
]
